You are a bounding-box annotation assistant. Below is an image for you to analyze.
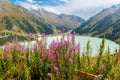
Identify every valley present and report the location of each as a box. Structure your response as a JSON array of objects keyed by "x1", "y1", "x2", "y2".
[
  {"x1": 0, "y1": 0, "x2": 120, "y2": 45},
  {"x1": 0, "y1": 0, "x2": 120, "y2": 80}
]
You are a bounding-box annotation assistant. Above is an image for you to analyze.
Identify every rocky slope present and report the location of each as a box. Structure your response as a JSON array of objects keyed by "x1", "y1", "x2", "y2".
[
  {"x1": 72, "y1": 4, "x2": 120, "y2": 43},
  {"x1": 30, "y1": 8, "x2": 85, "y2": 31},
  {"x1": 0, "y1": 0, "x2": 55, "y2": 35}
]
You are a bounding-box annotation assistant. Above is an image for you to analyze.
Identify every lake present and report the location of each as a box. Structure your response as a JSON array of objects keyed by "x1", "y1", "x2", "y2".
[{"x1": 23, "y1": 36, "x2": 119, "y2": 56}]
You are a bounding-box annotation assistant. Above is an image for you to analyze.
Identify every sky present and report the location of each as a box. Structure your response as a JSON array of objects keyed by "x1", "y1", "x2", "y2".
[{"x1": 9, "y1": 0, "x2": 120, "y2": 20}]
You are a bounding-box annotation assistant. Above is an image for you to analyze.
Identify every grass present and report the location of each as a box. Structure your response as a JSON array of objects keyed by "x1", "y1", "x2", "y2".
[{"x1": 0, "y1": 32, "x2": 120, "y2": 80}]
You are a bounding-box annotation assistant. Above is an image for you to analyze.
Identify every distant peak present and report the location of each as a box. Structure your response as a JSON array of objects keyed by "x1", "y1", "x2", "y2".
[
  {"x1": 29, "y1": 6, "x2": 45, "y2": 11},
  {"x1": 59, "y1": 13, "x2": 70, "y2": 17},
  {"x1": 38, "y1": 7, "x2": 45, "y2": 11},
  {"x1": 111, "y1": 4, "x2": 120, "y2": 9},
  {"x1": 37, "y1": 6, "x2": 43, "y2": 10}
]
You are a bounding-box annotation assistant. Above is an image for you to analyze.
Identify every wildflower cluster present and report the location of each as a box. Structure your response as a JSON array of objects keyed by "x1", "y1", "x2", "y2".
[{"x1": 0, "y1": 33, "x2": 120, "y2": 80}]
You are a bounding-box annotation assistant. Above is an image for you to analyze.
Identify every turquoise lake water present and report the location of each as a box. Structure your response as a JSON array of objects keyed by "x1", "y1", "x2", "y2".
[{"x1": 22, "y1": 36, "x2": 119, "y2": 56}]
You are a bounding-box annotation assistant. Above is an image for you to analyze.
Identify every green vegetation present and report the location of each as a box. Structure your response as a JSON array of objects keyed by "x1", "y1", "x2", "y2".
[
  {"x1": 72, "y1": 6, "x2": 120, "y2": 43},
  {"x1": 0, "y1": 0, "x2": 54, "y2": 38},
  {"x1": 0, "y1": 33, "x2": 120, "y2": 80}
]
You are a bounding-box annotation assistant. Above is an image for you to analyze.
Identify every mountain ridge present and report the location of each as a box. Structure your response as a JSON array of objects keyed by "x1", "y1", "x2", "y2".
[
  {"x1": 0, "y1": 0, "x2": 85, "y2": 45},
  {"x1": 72, "y1": 4, "x2": 120, "y2": 43},
  {"x1": 30, "y1": 8, "x2": 85, "y2": 31}
]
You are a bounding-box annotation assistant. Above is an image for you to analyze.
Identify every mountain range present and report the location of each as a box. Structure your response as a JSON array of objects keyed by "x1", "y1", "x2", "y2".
[
  {"x1": 30, "y1": 8, "x2": 85, "y2": 31},
  {"x1": 0, "y1": 0, "x2": 120, "y2": 44},
  {"x1": 72, "y1": 4, "x2": 120, "y2": 43},
  {"x1": 0, "y1": 0, "x2": 55, "y2": 34},
  {"x1": 0, "y1": 0, "x2": 85, "y2": 45},
  {"x1": 0, "y1": 0, "x2": 85, "y2": 34}
]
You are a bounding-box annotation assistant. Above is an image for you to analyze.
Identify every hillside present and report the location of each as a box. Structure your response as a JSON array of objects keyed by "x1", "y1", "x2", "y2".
[
  {"x1": 0, "y1": 0, "x2": 55, "y2": 34},
  {"x1": 72, "y1": 4, "x2": 120, "y2": 43},
  {"x1": 30, "y1": 8, "x2": 85, "y2": 31},
  {"x1": 0, "y1": 0, "x2": 56, "y2": 45}
]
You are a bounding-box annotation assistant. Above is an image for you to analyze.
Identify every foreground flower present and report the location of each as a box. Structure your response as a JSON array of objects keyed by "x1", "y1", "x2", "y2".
[
  {"x1": 71, "y1": 31, "x2": 76, "y2": 42},
  {"x1": 42, "y1": 33, "x2": 46, "y2": 37},
  {"x1": 74, "y1": 43, "x2": 80, "y2": 50},
  {"x1": 54, "y1": 66, "x2": 58, "y2": 72},
  {"x1": 48, "y1": 73, "x2": 52, "y2": 77},
  {"x1": 73, "y1": 31, "x2": 76, "y2": 35},
  {"x1": 68, "y1": 58, "x2": 73, "y2": 64},
  {"x1": 62, "y1": 27, "x2": 65, "y2": 32},
  {"x1": 27, "y1": 33, "x2": 32, "y2": 38}
]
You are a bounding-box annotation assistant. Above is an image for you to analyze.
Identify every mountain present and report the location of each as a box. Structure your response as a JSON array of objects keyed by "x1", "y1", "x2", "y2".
[
  {"x1": 0, "y1": 0, "x2": 55, "y2": 34},
  {"x1": 0, "y1": 0, "x2": 57, "y2": 45},
  {"x1": 0, "y1": 0, "x2": 85, "y2": 45},
  {"x1": 72, "y1": 4, "x2": 120, "y2": 43},
  {"x1": 30, "y1": 8, "x2": 85, "y2": 31}
]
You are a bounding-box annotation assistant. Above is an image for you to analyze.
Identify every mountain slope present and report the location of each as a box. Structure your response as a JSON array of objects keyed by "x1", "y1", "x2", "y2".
[
  {"x1": 0, "y1": 0, "x2": 56, "y2": 45},
  {"x1": 0, "y1": 0, "x2": 55, "y2": 35},
  {"x1": 30, "y1": 8, "x2": 85, "y2": 31},
  {"x1": 72, "y1": 4, "x2": 120, "y2": 43},
  {"x1": 96, "y1": 17, "x2": 120, "y2": 43}
]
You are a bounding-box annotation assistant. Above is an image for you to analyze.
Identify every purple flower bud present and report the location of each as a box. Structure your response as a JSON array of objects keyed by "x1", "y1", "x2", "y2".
[
  {"x1": 64, "y1": 54, "x2": 67, "y2": 58},
  {"x1": 16, "y1": 43, "x2": 21, "y2": 51},
  {"x1": 12, "y1": 39, "x2": 18, "y2": 44},
  {"x1": 34, "y1": 46, "x2": 37, "y2": 51},
  {"x1": 54, "y1": 66, "x2": 58, "y2": 72},
  {"x1": 72, "y1": 31, "x2": 76, "y2": 42},
  {"x1": 62, "y1": 27, "x2": 65, "y2": 32},
  {"x1": 68, "y1": 58, "x2": 73, "y2": 64},
  {"x1": 71, "y1": 33, "x2": 75, "y2": 42},
  {"x1": 42, "y1": 33, "x2": 45, "y2": 37},
  {"x1": 27, "y1": 33, "x2": 32, "y2": 38},
  {"x1": 73, "y1": 31, "x2": 76, "y2": 35},
  {"x1": 4, "y1": 44, "x2": 14, "y2": 52},
  {"x1": 48, "y1": 73, "x2": 52, "y2": 77},
  {"x1": 74, "y1": 43, "x2": 80, "y2": 50}
]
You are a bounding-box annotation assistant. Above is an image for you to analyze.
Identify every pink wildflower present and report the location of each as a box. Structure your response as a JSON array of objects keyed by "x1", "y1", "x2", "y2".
[
  {"x1": 64, "y1": 54, "x2": 68, "y2": 58},
  {"x1": 62, "y1": 27, "x2": 65, "y2": 32},
  {"x1": 71, "y1": 32, "x2": 75, "y2": 42},
  {"x1": 42, "y1": 33, "x2": 45, "y2": 37},
  {"x1": 54, "y1": 66, "x2": 58, "y2": 72},
  {"x1": 68, "y1": 58, "x2": 73, "y2": 64},
  {"x1": 48, "y1": 73, "x2": 52, "y2": 77},
  {"x1": 27, "y1": 33, "x2": 32, "y2": 38},
  {"x1": 33, "y1": 44, "x2": 37, "y2": 51},
  {"x1": 74, "y1": 43, "x2": 80, "y2": 50},
  {"x1": 73, "y1": 31, "x2": 76, "y2": 35}
]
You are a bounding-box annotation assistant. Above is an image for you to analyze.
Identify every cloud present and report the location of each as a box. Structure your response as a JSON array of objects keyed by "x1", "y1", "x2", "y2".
[
  {"x1": 41, "y1": 0, "x2": 120, "y2": 19},
  {"x1": 18, "y1": 2, "x2": 38, "y2": 9},
  {"x1": 25, "y1": 0, "x2": 68, "y2": 6},
  {"x1": 58, "y1": 0, "x2": 70, "y2": 3},
  {"x1": 10, "y1": 0, "x2": 120, "y2": 19},
  {"x1": 27, "y1": 0, "x2": 33, "y2": 3}
]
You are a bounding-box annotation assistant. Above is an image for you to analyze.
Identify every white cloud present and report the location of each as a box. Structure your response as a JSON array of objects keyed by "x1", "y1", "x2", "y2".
[
  {"x1": 42, "y1": 0, "x2": 120, "y2": 19},
  {"x1": 19, "y1": 2, "x2": 38, "y2": 9},
  {"x1": 59, "y1": 0, "x2": 70, "y2": 3},
  {"x1": 19, "y1": 0, "x2": 120, "y2": 19},
  {"x1": 27, "y1": 0, "x2": 33, "y2": 3}
]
